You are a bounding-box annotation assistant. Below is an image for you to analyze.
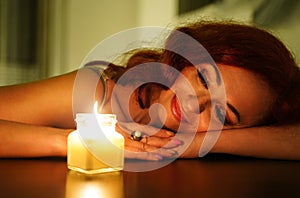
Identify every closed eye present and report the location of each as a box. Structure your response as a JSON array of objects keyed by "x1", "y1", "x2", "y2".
[
  {"x1": 197, "y1": 69, "x2": 208, "y2": 89},
  {"x1": 215, "y1": 103, "x2": 241, "y2": 126},
  {"x1": 215, "y1": 104, "x2": 231, "y2": 126}
]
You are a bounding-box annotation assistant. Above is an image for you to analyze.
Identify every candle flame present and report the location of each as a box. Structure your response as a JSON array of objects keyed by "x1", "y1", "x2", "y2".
[{"x1": 93, "y1": 101, "x2": 98, "y2": 114}]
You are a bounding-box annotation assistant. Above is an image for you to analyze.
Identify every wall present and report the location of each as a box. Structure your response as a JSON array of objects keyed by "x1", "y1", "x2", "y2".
[
  {"x1": 49, "y1": 0, "x2": 178, "y2": 75},
  {"x1": 273, "y1": 2, "x2": 300, "y2": 64},
  {"x1": 176, "y1": 0, "x2": 300, "y2": 64}
]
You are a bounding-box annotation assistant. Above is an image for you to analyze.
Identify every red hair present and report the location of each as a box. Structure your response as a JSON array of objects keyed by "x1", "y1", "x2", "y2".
[
  {"x1": 103, "y1": 21, "x2": 300, "y2": 125},
  {"x1": 165, "y1": 21, "x2": 300, "y2": 125}
]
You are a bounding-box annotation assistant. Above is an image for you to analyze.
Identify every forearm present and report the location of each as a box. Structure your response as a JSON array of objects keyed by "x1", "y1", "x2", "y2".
[
  {"x1": 0, "y1": 71, "x2": 77, "y2": 128},
  {"x1": 0, "y1": 119, "x2": 73, "y2": 158},
  {"x1": 212, "y1": 124, "x2": 300, "y2": 160}
]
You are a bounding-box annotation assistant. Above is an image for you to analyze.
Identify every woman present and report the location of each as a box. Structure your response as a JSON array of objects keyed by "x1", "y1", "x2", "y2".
[{"x1": 0, "y1": 21, "x2": 300, "y2": 160}]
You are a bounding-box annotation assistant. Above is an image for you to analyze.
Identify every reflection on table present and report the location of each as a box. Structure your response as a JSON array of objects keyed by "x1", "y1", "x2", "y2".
[
  {"x1": 1, "y1": 155, "x2": 300, "y2": 198},
  {"x1": 66, "y1": 170, "x2": 123, "y2": 198}
]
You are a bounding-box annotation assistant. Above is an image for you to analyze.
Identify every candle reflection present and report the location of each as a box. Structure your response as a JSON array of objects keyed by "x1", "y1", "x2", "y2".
[{"x1": 65, "y1": 170, "x2": 124, "y2": 198}]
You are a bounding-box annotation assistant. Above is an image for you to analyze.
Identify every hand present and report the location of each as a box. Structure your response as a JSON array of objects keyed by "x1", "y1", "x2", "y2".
[
  {"x1": 174, "y1": 132, "x2": 206, "y2": 158},
  {"x1": 116, "y1": 122, "x2": 184, "y2": 161}
]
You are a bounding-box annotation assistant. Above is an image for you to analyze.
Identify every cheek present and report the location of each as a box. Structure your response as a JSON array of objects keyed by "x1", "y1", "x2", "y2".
[
  {"x1": 178, "y1": 110, "x2": 212, "y2": 133},
  {"x1": 236, "y1": 89, "x2": 274, "y2": 125},
  {"x1": 174, "y1": 77, "x2": 198, "y2": 96},
  {"x1": 196, "y1": 109, "x2": 211, "y2": 132}
]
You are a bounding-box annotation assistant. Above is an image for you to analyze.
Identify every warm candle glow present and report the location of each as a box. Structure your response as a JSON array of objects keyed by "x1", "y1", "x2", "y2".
[
  {"x1": 65, "y1": 170, "x2": 124, "y2": 198},
  {"x1": 67, "y1": 102, "x2": 124, "y2": 174},
  {"x1": 81, "y1": 184, "x2": 103, "y2": 198},
  {"x1": 93, "y1": 101, "x2": 99, "y2": 114}
]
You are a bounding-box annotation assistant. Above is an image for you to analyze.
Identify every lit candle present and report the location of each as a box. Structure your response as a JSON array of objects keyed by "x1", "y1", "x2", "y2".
[{"x1": 67, "y1": 106, "x2": 124, "y2": 174}]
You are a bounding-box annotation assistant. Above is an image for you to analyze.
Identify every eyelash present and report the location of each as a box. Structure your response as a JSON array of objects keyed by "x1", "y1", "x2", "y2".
[
  {"x1": 197, "y1": 70, "x2": 208, "y2": 89},
  {"x1": 197, "y1": 69, "x2": 231, "y2": 126},
  {"x1": 215, "y1": 104, "x2": 231, "y2": 126}
]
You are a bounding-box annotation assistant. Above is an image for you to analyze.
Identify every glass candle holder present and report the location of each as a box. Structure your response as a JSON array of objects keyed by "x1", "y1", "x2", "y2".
[{"x1": 67, "y1": 114, "x2": 124, "y2": 174}]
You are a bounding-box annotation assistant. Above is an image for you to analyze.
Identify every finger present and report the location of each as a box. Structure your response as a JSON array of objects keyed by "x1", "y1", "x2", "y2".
[
  {"x1": 116, "y1": 122, "x2": 174, "y2": 138},
  {"x1": 150, "y1": 129, "x2": 175, "y2": 138},
  {"x1": 140, "y1": 136, "x2": 183, "y2": 148},
  {"x1": 124, "y1": 149, "x2": 163, "y2": 161},
  {"x1": 125, "y1": 146, "x2": 178, "y2": 161},
  {"x1": 125, "y1": 140, "x2": 178, "y2": 158}
]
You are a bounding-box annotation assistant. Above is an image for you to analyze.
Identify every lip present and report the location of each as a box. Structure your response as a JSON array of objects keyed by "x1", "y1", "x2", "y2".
[
  {"x1": 137, "y1": 85, "x2": 149, "y2": 109},
  {"x1": 171, "y1": 95, "x2": 183, "y2": 122},
  {"x1": 137, "y1": 86, "x2": 145, "y2": 109}
]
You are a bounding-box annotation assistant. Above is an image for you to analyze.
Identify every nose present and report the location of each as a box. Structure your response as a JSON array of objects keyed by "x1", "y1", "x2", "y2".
[{"x1": 181, "y1": 89, "x2": 210, "y2": 114}]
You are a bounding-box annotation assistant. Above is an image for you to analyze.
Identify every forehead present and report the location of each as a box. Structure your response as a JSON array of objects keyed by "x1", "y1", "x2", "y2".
[{"x1": 217, "y1": 64, "x2": 274, "y2": 125}]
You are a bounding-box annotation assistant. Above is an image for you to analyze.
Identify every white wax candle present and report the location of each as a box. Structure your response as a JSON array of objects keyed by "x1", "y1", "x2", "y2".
[{"x1": 67, "y1": 114, "x2": 124, "y2": 174}]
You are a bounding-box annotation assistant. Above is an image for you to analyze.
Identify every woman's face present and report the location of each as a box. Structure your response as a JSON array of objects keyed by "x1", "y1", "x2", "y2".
[{"x1": 154, "y1": 64, "x2": 275, "y2": 132}]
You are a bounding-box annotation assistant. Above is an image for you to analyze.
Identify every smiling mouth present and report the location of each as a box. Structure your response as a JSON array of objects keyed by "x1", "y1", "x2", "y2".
[
  {"x1": 137, "y1": 84, "x2": 152, "y2": 109},
  {"x1": 171, "y1": 95, "x2": 182, "y2": 122}
]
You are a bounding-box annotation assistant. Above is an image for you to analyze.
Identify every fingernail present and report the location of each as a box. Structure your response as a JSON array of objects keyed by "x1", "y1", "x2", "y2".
[
  {"x1": 170, "y1": 150, "x2": 179, "y2": 158},
  {"x1": 172, "y1": 139, "x2": 183, "y2": 146},
  {"x1": 166, "y1": 131, "x2": 175, "y2": 136},
  {"x1": 167, "y1": 149, "x2": 178, "y2": 156},
  {"x1": 155, "y1": 155, "x2": 163, "y2": 161}
]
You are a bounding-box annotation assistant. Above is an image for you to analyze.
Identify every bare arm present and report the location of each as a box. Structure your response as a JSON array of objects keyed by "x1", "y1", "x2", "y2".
[
  {"x1": 0, "y1": 71, "x2": 77, "y2": 157},
  {"x1": 0, "y1": 71, "x2": 77, "y2": 128},
  {"x1": 179, "y1": 124, "x2": 300, "y2": 160},
  {"x1": 0, "y1": 68, "x2": 107, "y2": 157},
  {"x1": 211, "y1": 124, "x2": 300, "y2": 160},
  {"x1": 106, "y1": 120, "x2": 300, "y2": 160},
  {"x1": 0, "y1": 67, "x2": 106, "y2": 127},
  {"x1": 0, "y1": 119, "x2": 72, "y2": 157}
]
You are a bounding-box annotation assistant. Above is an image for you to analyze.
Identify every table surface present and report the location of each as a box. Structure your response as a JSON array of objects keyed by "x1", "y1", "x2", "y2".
[{"x1": 0, "y1": 155, "x2": 300, "y2": 198}]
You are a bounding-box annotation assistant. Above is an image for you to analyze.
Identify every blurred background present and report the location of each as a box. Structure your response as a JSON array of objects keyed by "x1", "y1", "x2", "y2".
[{"x1": 0, "y1": 0, "x2": 299, "y2": 85}]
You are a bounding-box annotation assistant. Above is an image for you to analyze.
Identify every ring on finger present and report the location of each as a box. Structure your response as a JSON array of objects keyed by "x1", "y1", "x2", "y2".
[{"x1": 131, "y1": 131, "x2": 143, "y2": 141}]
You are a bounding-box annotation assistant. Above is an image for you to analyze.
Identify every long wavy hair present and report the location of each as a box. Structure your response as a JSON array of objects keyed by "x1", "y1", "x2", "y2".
[{"x1": 95, "y1": 20, "x2": 300, "y2": 125}]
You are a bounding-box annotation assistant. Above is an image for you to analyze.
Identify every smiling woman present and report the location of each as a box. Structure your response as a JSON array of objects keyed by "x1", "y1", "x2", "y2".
[
  {"x1": 97, "y1": 21, "x2": 299, "y2": 130},
  {"x1": 92, "y1": 20, "x2": 300, "y2": 159},
  {"x1": 0, "y1": 20, "x2": 300, "y2": 161}
]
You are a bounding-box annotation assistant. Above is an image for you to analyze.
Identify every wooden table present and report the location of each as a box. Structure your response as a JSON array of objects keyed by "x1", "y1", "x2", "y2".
[{"x1": 0, "y1": 155, "x2": 300, "y2": 198}]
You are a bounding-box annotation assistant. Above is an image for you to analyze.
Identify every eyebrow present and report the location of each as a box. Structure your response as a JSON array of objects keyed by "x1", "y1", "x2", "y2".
[
  {"x1": 227, "y1": 102, "x2": 241, "y2": 123},
  {"x1": 212, "y1": 64, "x2": 221, "y2": 85},
  {"x1": 211, "y1": 64, "x2": 239, "y2": 123},
  {"x1": 203, "y1": 64, "x2": 239, "y2": 122},
  {"x1": 197, "y1": 63, "x2": 221, "y2": 85}
]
